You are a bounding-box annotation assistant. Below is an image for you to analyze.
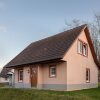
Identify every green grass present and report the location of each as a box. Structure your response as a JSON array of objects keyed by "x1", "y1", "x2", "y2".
[
  {"x1": 0, "y1": 83, "x2": 5, "y2": 87},
  {"x1": 0, "y1": 84, "x2": 100, "y2": 100}
]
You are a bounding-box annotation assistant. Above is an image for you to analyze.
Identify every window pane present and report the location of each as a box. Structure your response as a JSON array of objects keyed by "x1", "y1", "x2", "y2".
[
  {"x1": 19, "y1": 70, "x2": 23, "y2": 81},
  {"x1": 83, "y1": 44, "x2": 87, "y2": 56},
  {"x1": 78, "y1": 40, "x2": 82, "y2": 54},
  {"x1": 86, "y1": 69, "x2": 90, "y2": 82},
  {"x1": 86, "y1": 70, "x2": 88, "y2": 80},
  {"x1": 50, "y1": 66, "x2": 56, "y2": 77},
  {"x1": 20, "y1": 71, "x2": 23, "y2": 80}
]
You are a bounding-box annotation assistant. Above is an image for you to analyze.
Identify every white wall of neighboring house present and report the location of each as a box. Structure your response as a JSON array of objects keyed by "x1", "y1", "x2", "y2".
[{"x1": 0, "y1": 77, "x2": 9, "y2": 83}]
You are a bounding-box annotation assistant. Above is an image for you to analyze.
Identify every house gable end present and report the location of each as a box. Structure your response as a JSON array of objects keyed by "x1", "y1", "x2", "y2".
[{"x1": 62, "y1": 27, "x2": 99, "y2": 69}]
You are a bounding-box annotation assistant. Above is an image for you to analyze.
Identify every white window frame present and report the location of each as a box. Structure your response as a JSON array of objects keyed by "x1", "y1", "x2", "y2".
[
  {"x1": 49, "y1": 66, "x2": 56, "y2": 78},
  {"x1": 78, "y1": 40, "x2": 83, "y2": 54},
  {"x1": 77, "y1": 39, "x2": 88, "y2": 57}
]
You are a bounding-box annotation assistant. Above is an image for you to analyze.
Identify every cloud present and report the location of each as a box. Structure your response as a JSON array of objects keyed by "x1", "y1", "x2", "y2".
[{"x1": 0, "y1": 26, "x2": 7, "y2": 32}]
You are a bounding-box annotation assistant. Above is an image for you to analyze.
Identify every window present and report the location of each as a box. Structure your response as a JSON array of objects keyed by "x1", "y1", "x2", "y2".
[
  {"x1": 49, "y1": 66, "x2": 56, "y2": 78},
  {"x1": 78, "y1": 40, "x2": 83, "y2": 54},
  {"x1": 77, "y1": 39, "x2": 88, "y2": 56},
  {"x1": 86, "y1": 68, "x2": 90, "y2": 82},
  {"x1": 83, "y1": 43, "x2": 87, "y2": 56},
  {"x1": 18, "y1": 69, "x2": 23, "y2": 82}
]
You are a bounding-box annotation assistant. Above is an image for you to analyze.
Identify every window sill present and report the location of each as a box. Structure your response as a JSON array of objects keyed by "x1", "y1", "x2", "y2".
[
  {"x1": 18, "y1": 81, "x2": 23, "y2": 83},
  {"x1": 83, "y1": 54, "x2": 88, "y2": 57},
  {"x1": 86, "y1": 81, "x2": 90, "y2": 83},
  {"x1": 78, "y1": 52, "x2": 88, "y2": 57},
  {"x1": 49, "y1": 76, "x2": 56, "y2": 78}
]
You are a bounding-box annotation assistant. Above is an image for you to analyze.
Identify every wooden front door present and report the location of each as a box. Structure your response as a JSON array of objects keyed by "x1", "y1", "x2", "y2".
[{"x1": 31, "y1": 67, "x2": 38, "y2": 87}]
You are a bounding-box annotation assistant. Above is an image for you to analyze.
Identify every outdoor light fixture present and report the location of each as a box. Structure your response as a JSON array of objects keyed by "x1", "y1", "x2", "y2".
[{"x1": 27, "y1": 69, "x2": 30, "y2": 73}]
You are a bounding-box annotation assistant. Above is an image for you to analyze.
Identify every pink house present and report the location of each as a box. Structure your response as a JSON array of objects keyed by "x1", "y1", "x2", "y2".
[{"x1": 5, "y1": 24, "x2": 100, "y2": 91}]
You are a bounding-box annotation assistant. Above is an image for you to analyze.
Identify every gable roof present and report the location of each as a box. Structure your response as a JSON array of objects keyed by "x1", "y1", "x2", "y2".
[
  {"x1": 0, "y1": 68, "x2": 11, "y2": 78},
  {"x1": 5, "y1": 24, "x2": 100, "y2": 68}
]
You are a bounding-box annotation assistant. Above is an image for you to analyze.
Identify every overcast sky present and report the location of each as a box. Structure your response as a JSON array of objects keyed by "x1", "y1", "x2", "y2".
[{"x1": 0, "y1": 0, "x2": 100, "y2": 70}]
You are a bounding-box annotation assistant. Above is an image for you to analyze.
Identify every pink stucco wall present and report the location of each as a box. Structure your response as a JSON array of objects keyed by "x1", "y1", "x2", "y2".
[
  {"x1": 63, "y1": 30, "x2": 98, "y2": 86},
  {"x1": 14, "y1": 69, "x2": 18, "y2": 83},
  {"x1": 40, "y1": 62, "x2": 67, "y2": 84},
  {"x1": 37, "y1": 65, "x2": 43, "y2": 84},
  {"x1": 15, "y1": 66, "x2": 30, "y2": 84}
]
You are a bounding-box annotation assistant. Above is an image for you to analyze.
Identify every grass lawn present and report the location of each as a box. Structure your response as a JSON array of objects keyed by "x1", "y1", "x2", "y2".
[
  {"x1": 0, "y1": 84, "x2": 100, "y2": 100},
  {"x1": 0, "y1": 83, "x2": 5, "y2": 87}
]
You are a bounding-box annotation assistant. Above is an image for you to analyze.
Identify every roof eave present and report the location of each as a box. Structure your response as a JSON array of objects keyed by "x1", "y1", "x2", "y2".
[{"x1": 5, "y1": 58, "x2": 64, "y2": 68}]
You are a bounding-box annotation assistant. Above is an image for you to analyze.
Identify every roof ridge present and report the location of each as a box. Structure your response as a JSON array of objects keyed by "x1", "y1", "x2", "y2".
[{"x1": 30, "y1": 24, "x2": 87, "y2": 45}]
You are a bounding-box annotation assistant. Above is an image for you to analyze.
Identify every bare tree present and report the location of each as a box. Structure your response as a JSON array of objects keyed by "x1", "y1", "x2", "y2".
[
  {"x1": 89, "y1": 15, "x2": 100, "y2": 61},
  {"x1": 65, "y1": 19, "x2": 81, "y2": 28}
]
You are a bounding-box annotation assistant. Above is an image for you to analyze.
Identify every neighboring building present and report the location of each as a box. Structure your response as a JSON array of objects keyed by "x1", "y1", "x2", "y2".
[
  {"x1": 5, "y1": 24, "x2": 100, "y2": 91},
  {"x1": 0, "y1": 68, "x2": 14, "y2": 86}
]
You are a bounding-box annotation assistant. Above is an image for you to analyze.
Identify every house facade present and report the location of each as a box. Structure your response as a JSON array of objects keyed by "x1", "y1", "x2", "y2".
[
  {"x1": 0, "y1": 68, "x2": 14, "y2": 86},
  {"x1": 5, "y1": 25, "x2": 99, "y2": 91}
]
